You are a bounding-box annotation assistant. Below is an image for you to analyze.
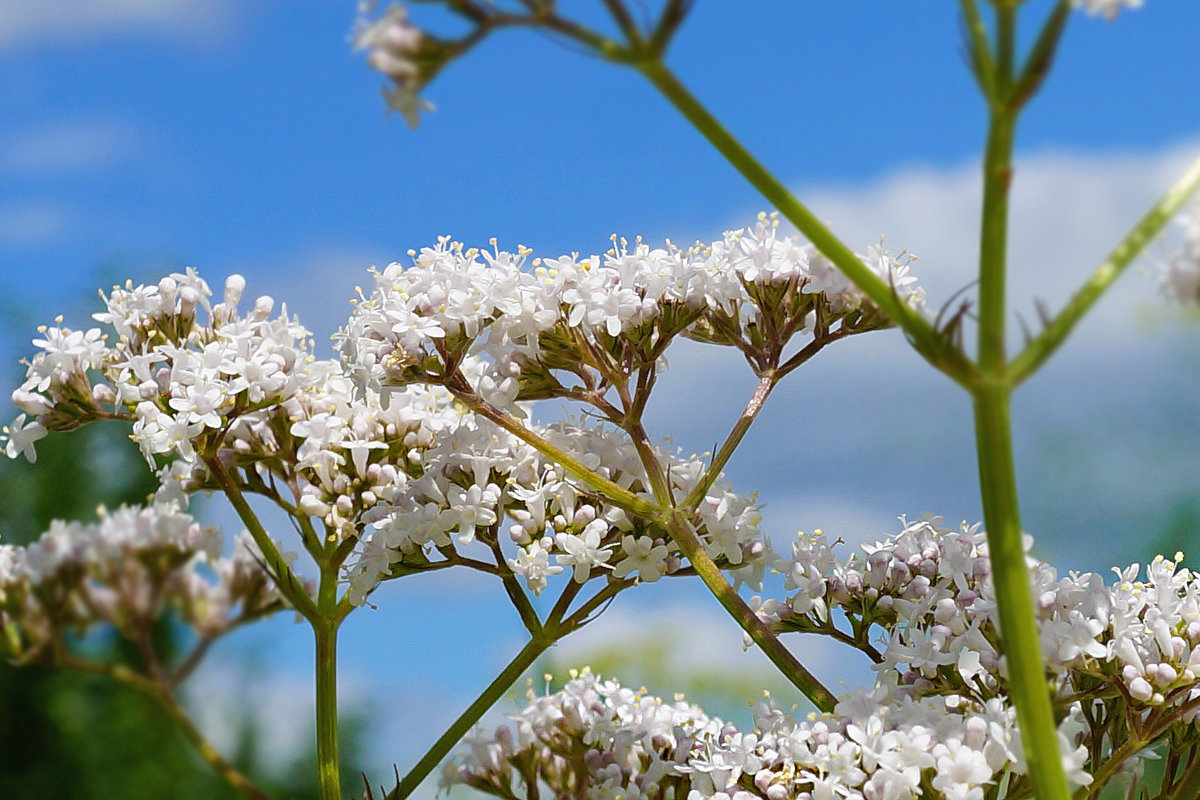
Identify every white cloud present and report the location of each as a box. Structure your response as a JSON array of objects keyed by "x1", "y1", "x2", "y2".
[
  {"x1": 2, "y1": 118, "x2": 139, "y2": 174},
  {"x1": 0, "y1": 200, "x2": 70, "y2": 245},
  {"x1": 0, "y1": 0, "x2": 233, "y2": 50}
]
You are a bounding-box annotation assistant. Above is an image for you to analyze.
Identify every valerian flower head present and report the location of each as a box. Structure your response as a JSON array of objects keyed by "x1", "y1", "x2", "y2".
[
  {"x1": 352, "y1": 3, "x2": 461, "y2": 127},
  {"x1": 448, "y1": 668, "x2": 1091, "y2": 800},
  {"x1": 0, "y1": 500, "x2": 284, "y2": 659}
]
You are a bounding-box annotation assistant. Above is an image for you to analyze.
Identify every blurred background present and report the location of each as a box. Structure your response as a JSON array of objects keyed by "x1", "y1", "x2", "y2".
[{"x1": 2, "y1": 1, "x2": 1200, "y2": 797}]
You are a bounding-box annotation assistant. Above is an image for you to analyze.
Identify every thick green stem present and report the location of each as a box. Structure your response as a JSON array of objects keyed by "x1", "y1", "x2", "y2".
[
  {"x1": 386, "y1": 637, "x2": 552, "y2": 800},
  {"x1": 977, "y1": 109, "x2": 1016, "y2": 372},
  {"x1": 974, "y1": 387, "x2": 1071, "y2": 800},
  {"x1": 636, "y1": 60, "x2": 973, "y2": 385},
  {"x1": 314, "y1": 617, "x2": 342, "y2": 800},
  {"x1": 972, "y1": 12, "x2": 1072, "y2": 792},
  {"x1": 314, "y1": 553, "x2": 344, "y2": 800}
]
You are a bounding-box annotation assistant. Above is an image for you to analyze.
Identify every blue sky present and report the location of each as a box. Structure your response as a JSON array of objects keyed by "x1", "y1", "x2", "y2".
[{"x1": 3, "y1": 0, "x2": 1200, "y2": 791}]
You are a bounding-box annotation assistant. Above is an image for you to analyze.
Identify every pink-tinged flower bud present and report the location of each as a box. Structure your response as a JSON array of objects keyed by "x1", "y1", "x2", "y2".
[
  {"x1": 360, "y1": 490, "x2": 377, "y2": 506},
  {"x1": 91, "y1": 384, "x2": 115, "y2": 405},
  {"x1": 336, "y1": 495, "x2": 354, "y2": 514},
  {"x1": 11, "y1": 389, "x2": 51, "y2": 416},
  {"x1": 766, "y1": 784, "x2": 788, "y2": 800},
  {"x1": 138, "y1": 380, "x2": 159, "y2": 400},
  {"x1": 494, "y1": 725, "x2": 513, "y2": 753}
]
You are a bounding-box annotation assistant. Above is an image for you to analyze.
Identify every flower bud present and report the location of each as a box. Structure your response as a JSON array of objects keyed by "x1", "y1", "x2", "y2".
[
  {"x1": 299, "y1": 494, "x2": 329, "y2": 517},
  {"x1": 91, "y1": 384, "x2": 116, "y2": 405},
  {"x1": 11, "y1": 389, "x2": 51, "y2": 416},
  {"x1": 178, "y1": 286, "x2": 200, "y2": 317},
  {"x1": 223, "y1": 274, "x2": 246, "y2": 308}
]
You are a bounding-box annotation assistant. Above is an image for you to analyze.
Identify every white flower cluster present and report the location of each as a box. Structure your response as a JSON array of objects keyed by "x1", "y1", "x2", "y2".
[
  {"x1": 453, "y1": 518, "x2": 1200, "y2": 800},
  {"x1": 338, "y1": 213, "x2": 923, "y2": 409},
  {"x1": 1070, "y1": 0, "x2": 1144, "y2": 19},
  {"x1": 0, "y1": 267, "x2": 458, "y2": 564},
  {"x1": 0, "y1": 501, "x2": 284, "y2": 658},
  {"x1": 345, "y1": 411, "x2": 769, "y2": 604},
  {"x1": 449, "y1": 669, "x2": 1085, "y2": 800},
  {"x1": 5, "y1": 268, "x2": 312, "y2": 465},
  {"x1": 2, "y1": 264, "x2": 770, "y2": 609},
  {"x1": 1162, "y1": 201, "x2": 1200, "y2": 306},
  {"x1": 765, "y1": 518, "x2": 1200, "y2": 723}
]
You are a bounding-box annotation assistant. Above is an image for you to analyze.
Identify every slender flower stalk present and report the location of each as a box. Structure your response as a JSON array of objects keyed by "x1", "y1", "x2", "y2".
[
  {"x1": 387, "y1": 637, "x2": 553, "y2": 800},
  {"x1": 1009, "y1": 151, "x2": 1200, "y2": 384},
  {"x1": 205, "y1": 457, "x2": 320, "y2": 621},
  {"x1": 634, "y1": 60, "x2": 975, "y2": 387}
]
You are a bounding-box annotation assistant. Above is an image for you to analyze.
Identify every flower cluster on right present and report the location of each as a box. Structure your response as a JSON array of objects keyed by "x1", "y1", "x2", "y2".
[{"x1": 452, "y1": 518, "x2": 1200, "y2": 800}]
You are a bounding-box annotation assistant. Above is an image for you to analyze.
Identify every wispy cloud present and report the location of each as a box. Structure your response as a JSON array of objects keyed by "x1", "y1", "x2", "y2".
[
  {"x1": 0, "y1": 0, "x2": 233, "y2": 50},
  {"x1": 2, "y1": 118, "x2": 139, "y2": 175},
  {"x1": 0, "y1": 201, "x2": 70, "y2": 246}
]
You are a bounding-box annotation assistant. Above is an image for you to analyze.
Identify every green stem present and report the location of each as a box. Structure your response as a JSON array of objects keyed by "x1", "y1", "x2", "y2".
[
  {"x1": 624, "y1": 414, "x2": 836, "y2": 712},
  {"x1": 1167, "y1": 746, "x2": 1200, "y2": 800},
  {"x1": 446, "y1": 378, "x2": 663, "y2": 520},
  {"x1": 663, "y1": 510, "x2": 836, "y2": 712},
  {"x1": 977, "y1": 108, "x2": 1016, "y2": 373},
  {"x1": 973, "y1": 13, "x2": 1071, "y2": 793},
  {"x1": 205, "y1": 458, "x2": 319, "y2": 621},
  {"x1": 680, "y1": 374, "x2": 776, "y2": 511},
  {"x1": 314, "y1": 553, "x2": 345, "y2": 800},
  {"x1": 60, "y1": 656, "x2": 270, "y2": 800},
  {"x1": 974, "y1": 387, "x2": 1071, "y2": 800},
  {"x1": 386, "y1": 637, "x2": 552, "y2": 800},
  {"x1": 635, "y1": 60, "x2": 973, "y2": 385},
  {"x1": 1009, "y1": 150, "x2": 1200, "y2": 385},
  {"x1": 959, "y1": 0, "x2": 996, "y2": 97},
  {"x1": 314, "y1": 617, "x2": 342, "y2": 800}
]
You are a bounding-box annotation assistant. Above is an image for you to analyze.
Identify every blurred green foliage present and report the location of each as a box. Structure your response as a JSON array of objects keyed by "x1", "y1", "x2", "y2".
[{"x1": 0, "y1": 377, "x2": 366, "y2": 798}]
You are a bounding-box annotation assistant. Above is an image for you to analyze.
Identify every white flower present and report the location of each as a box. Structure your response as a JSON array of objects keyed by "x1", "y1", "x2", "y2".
[
  {"x1": 1, "y1": 414, "x2": 46, "y2": 462},
  {"x1": 555, "y1": 519, "x2": 614, "y2": 582},
  {"x1": 611, "y1": 535, "x2": 669, "y2": 582},
  {"x1": 508, "y1": 541, "x2": 563, "y2": 595}
]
